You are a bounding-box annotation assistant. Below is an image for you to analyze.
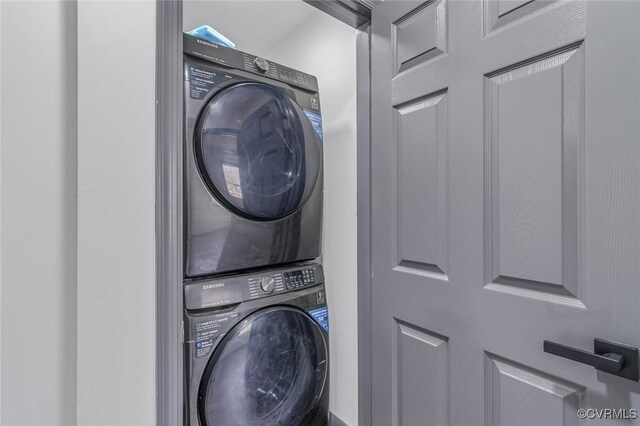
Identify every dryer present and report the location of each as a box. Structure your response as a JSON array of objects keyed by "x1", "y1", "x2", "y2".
[
  {"x1": 184, "y1": 34, "x2": 324, "y2": 278},
  {"x1": 184, "y1": 263, "x2": 329, "y2": 426}
]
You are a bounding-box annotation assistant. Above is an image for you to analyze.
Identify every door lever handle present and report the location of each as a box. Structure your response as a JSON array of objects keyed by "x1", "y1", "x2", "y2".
[
  {"x1": 544, "y1": 341, "x2": 623, "y2": 372},
  {"x1": 543, "y1": 338, "x2": 639, "y2": 381}
]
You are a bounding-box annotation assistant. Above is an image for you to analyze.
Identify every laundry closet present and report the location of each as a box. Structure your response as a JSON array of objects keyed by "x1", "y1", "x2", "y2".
[
  {"x1": 180, "y1": 2, "x2": 359, "y2": 425},
  {"x1": 5, "y1": 1, "x2": 640, "y2": 426}
]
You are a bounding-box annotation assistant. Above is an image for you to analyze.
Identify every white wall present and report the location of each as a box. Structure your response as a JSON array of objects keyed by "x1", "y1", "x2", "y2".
[
  {"x1": 266, "y1": 13, "x2": 359, "y2": 426},
  {"x1": 76, "y1": 1, "x2": 156, "y2": 425},
  {"x1": 0, "y1": 2, "x2": 77, "y2": 425},
  {"x1": 183, "y1": 0, "x2": 317, "y2": 56}
]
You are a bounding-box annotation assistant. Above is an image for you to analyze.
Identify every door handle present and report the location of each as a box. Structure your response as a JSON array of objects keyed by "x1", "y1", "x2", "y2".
[{"x1": 543, "y1": 339, "x2": 639, "y2": 381}]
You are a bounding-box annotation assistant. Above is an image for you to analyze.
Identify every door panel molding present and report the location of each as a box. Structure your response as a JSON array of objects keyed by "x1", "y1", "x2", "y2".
[
  {"x1": 392, "y1": 0, "x2": 448, "y2": 75},
  {"x1": 483, "y1": 0, "x2": 558, "y2": 36},
  {"x1": 393, "y1": 89, "x2": 449, "y2": 280},
  {"x1": 485, "y1": 352, "x2": 585, "y2": 426},
  {"x1": 393, "y1": 319, "x2": 450, "y2": 426},
  {"x1": 483, "y1": 41, "x2": 585, "y2": 305}
]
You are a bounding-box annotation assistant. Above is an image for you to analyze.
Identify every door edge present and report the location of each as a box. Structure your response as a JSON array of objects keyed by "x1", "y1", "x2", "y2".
[{"x1": 356, "y1": 21, "x2": 372, "y2": 426}]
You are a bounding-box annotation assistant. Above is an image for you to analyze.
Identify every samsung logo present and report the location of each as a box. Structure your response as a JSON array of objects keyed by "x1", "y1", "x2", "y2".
[
  {"x1": 203, "y1": 283, "x2": 224, "y2": 290},
  {"x1": 196, "y1": 39, "x2": 218, "y2": 49}
]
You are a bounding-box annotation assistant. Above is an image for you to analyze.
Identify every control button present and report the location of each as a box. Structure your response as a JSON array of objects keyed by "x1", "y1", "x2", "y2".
[
  {"x1": 260, "y1": 276, "x2": 275, "y2": 293},
  {"x1": 254, "y1": 57, "x2": 270, "y2": 73}
]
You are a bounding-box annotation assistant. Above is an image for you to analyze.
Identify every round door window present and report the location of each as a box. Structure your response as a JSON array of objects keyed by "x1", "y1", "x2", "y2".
[
  {"x1": 195, "y1": 83, "x2": 321, "y2": 221},
  {"x1": 198, "y1": 307, "x2": 327, "y2": 426}
]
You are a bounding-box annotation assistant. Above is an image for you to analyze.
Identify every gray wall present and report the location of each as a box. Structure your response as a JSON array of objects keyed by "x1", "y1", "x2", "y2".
[
  {"x1": 76, "y1": 1, "x2": 156, "y2": 425},
  {"x1": 0, "y1": 1, "x2": 156, "y2": 425},
  {"x1": 266, "y1": 13, "x2": 359, "y2": 426},
  {"x1": 0, "y1": 1, "x2": 77, "y2": 425}
]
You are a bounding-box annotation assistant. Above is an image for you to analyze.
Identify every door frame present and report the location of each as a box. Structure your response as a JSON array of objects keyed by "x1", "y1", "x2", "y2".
[
  {"x1": 156, "y1": 1, "x2": 184, "y2": 426},
  {"x1": 155, "y1": 2, "x2": 373, "y2": 425},
  {"x1": 355, "y1": 21, "x2": 372, "y2": 426}
]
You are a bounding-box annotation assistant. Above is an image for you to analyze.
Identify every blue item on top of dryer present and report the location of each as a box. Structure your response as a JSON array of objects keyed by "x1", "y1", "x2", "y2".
[
  {"x1": 185, "y1": 25, "x2": 236, "y2": 49},
  {"x1": 183, "y1": 34, "x2": 323, "y2": 278}
]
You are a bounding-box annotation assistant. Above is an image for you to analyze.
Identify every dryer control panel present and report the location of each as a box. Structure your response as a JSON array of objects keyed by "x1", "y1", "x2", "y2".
[
  {"x1": 184, "y1": 263, "x2": 324, "y2": 310},
  {"x1": 184, "y1": 33, "x2": 319, "y2": 93}
]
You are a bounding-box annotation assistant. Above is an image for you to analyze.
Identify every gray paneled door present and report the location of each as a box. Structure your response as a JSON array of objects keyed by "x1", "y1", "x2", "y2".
[{"x1": 369, "y1": 1, "x2": 640, "y2": 424}]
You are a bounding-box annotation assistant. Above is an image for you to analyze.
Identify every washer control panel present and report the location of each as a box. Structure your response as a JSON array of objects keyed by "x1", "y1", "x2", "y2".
[
  {"x1": 184, "y1": 263, "x2": 324, "y2": 310},
  {"x1": 284, "y1": 268, "x2": 316, "y2": 290},
  {"x1": 248, "y1": 273, "x2": 284, "y2": 298}
]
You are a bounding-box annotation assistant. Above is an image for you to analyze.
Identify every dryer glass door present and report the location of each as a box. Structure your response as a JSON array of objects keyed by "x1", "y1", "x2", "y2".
[
  {"x1": 195, "y1": 83, "x2": 321, "y2": 220},
  {"x1": 198, "y1": 307, "x2": 327, "y2": 426}
]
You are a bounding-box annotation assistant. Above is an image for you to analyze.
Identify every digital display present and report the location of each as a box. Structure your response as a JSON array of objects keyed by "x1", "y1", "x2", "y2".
[{"x1": 284, "y1": 269, "x2": 315, "y2": 290}]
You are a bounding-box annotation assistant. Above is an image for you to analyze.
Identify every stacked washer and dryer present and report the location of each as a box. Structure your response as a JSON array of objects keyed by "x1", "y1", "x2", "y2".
[{"x1": 182, "y1": 33, "x2": 329, "y2": 426}]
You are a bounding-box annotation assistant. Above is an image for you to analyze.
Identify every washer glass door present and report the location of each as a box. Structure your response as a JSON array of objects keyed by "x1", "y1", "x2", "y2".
[
  {"x1": 195, "y1": 83, "x2": 321, "y2": 220},
  {"x1": 198, "y1": 307, "x2": 327, "y2": 426}
]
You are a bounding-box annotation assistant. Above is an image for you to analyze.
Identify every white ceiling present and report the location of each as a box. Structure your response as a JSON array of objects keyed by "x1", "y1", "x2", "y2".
[{"x1": 183, "y1": 0, "x2": 321, "y2": 57}]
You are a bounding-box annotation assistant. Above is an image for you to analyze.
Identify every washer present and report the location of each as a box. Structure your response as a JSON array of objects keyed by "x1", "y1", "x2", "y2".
[
  {"x1": 184, "y1": 34, "x2": 324, "y2": 278},
  {"x1": 184, "y1": 263, "x2": 329, "y2": 426}
]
